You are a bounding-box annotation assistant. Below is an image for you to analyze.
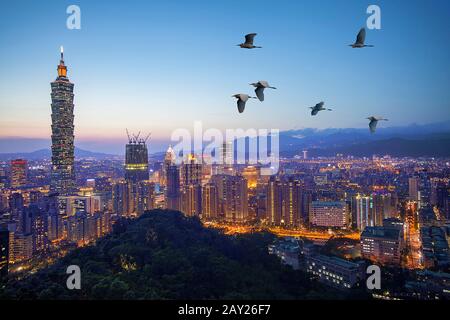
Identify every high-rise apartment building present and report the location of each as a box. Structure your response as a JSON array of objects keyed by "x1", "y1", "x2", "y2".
[
  {"x1": 202, "y1": 182, "x2": 219, "y2": 219},
  {"x1": 223, "y1": 175, "x2": 248, "y2": 223},
  {"x1": 181, "y1": 184, "x2": 202, "y2": 217},
  {"x1": 10, "y1": 159, "x2": 27, "y2": 188},
  {"x1": 266, "y1": 177, "x2": 302, "y2": 227}
]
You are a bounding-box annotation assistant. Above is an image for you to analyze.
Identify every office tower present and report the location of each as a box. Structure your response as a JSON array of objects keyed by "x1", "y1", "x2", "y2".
[
  {"x1": 408, "y1": 177, "x2": 419, "y2": 201},
  {"x1": 309, "y1": 201, "x2": 349, "y2": 229},
  {"x1": 136, "y1": 181, "x2": 155, "y2": 215},
  {"x1": 165, "y1": 164, "x2": 181, "y2": 211},
  {"x1": 181, "y1": 154, "x2": 202, "y2": 186},
  {"x1": 125, "y1": 133, "x2": 149, "y2": 183},
  {"x1": 202, "y1": 182, "x2": 219, "y2": 219},
  {"x1": 161, "y1": 145, "x2": 175, "y2": 187},
  {"x1": 223, "y1": 175, "x2": 248, "y2": 223},
  {"x1": 112, "y1": 180, "x2": 133, "y2": 216},
  {"x1": 360, "y1": 226, "x2": 402, "y2": 265},
  {"x1": 302, "y1": 150, "x2": 308, "y2": 160},
  {"x1": 181, "y1": 184, "x2": 202, "y2": 217},
  {"x1": 50, "y1": 47, "x2": 75, "y2": 195},
  {"x1": 241, "y1": 166, "x2": 259, "y2": 189},
  {"x1": 0, "y1": 228, "x2": 9, "y2": 277},
  {"x1": 10, "y1": 159, "x2": 27, "y2": 188}
]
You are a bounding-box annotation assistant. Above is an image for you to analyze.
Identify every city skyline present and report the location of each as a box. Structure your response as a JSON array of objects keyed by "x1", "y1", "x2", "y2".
[
  {"x1": 1, "y1": 0, "x2": 450, "y2": 306},
  {"x1": 1, "y1": 0, "x2": 450, "y2": 155}
]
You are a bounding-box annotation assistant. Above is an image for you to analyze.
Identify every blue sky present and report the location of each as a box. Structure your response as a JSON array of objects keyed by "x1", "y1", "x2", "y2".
[{"x1": 0, "y1": 0, "x2": 449, "y2": 153}]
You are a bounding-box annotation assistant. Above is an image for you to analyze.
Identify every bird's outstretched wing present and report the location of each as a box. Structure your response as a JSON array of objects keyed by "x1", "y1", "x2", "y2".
[
  {"x1": 259, "y1": 80, "x2": 269, "y2": 88},
  {"x1": 316, "y1": 101, "x2": 324, "y2": 108},
  {"x1": 255, "y1": 87, "x2": 265, "y2": 101},
  {"x1": 245, "y1": 33, "x2": 257, "y2": 45},
  {"x1": 311, "y1": 108, "x2": 319, "y2": 116},
  {"x1": 237, "y1": 100, "x2": 246, "y2": 113},
  {"x1": 369, "y1": 119, "x2": 378, "y2": 133},
  {"x1": 356, "y1": 28, "x2": 366, "y2": 45}
]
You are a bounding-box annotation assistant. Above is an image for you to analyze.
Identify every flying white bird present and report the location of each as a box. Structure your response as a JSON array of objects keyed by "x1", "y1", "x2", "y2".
[
  {"x1": 367, "y1": 116, "x2": 388, "y2": 133},
  {"x1": 310, "y1": 101, "x2": 332, "y2": 116},
  {"x1": 250, "y1": 81, "x2": 277, "y2": 101},
  {"x1": 349, "y1": 28, "x2": 374, "y2": 48},
  {"x1": 232, "y1": 94, "x2": 257, "y2": 113},
  {"x1": 237, "y1": 33, "x2": 262, "y2": 49}
]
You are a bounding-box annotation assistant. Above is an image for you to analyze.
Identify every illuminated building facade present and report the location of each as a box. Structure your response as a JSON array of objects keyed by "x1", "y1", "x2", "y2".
[
  {"x1": 309, "y1": 201, "x2": 349, "y2": 229},
  {"x1": 266, "y1": 177, "x2": 302, "y2": 227},
  {"x1": 241, "y1": 166, "x2": 259, "y2": 189},
  {"x1": 181, "y1": 154, "x2": 202, "y2": 186},
  {"x1": 223, "y1": 175, "x2": 248, "y2": 223},
  {"x1": 10, "y1": 159, "x2": 27, "y2": 188},
  {"x1": 360, "y1": 226, "x2": 402, "y2": 265},
  {"x1": 161, "y1": 145, "x2": 175, "y2": 187},
  {"x1": 165, "y1": 164, "x2": 181, "y2": 211},
  {"x1": 135, "y1": 181, "x2": 155, "y2": 215},
  {"x1": 181, "y1": 184, "x2": 202, "y2": 217},
  {"x1": 50, "y1": 47, "x2": 75, "y2": 195},
  {"x1": 125, "y1": 137, "x2": 149, "y2": 183},
  {"x1": 202, "y1": 182, "x2": 219, "y2": 219},
  {"x1": 9, "y1": 233, "x2": 33, "y2": 263},
  {"x1": 112, "y1": 180, "x2": 134, "y2": 216}
]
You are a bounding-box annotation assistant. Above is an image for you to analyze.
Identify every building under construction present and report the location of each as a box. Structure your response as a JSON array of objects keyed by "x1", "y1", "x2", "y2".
[{"x1": 125, "y1": 130, "x2": 150, "y2": 184}]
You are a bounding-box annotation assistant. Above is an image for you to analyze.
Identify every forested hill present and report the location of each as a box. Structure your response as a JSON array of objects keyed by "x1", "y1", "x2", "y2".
[{"x1": 1, "y1": 210, "x2": 365, "y2": 300}]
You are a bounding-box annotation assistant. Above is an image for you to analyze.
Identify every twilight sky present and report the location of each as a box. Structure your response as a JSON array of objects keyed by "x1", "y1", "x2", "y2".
[{"x1": 0, "y1": 0, "x2": 449, "y2": 154}]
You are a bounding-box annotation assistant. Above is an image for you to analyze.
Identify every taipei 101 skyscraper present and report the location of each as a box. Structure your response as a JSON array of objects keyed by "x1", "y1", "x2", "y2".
[{"x1": 50, "y1": 47, "x2": 75, "y2": 195}]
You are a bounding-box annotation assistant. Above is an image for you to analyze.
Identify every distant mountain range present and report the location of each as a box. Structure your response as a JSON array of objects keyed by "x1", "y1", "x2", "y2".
[
  {"x1": 0, "y1": 147, "x2": 117, "y2": 161},
  {"x1": 1, "y1": 121, "x2": 450, "y2": 160},
  {"x1": 276, "y1": 122, "x2": 450, "y2": 157}
]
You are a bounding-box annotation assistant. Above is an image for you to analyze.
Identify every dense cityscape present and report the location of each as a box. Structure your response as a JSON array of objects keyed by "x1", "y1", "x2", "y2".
[{"x1": 0, "y1": 49, "x2": 449, "y2": 300}]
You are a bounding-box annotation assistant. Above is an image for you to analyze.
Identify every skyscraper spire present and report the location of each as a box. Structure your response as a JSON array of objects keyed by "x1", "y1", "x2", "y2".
[{"x1": 57, "y1": 46, "x2": 67, "y2": 78}]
